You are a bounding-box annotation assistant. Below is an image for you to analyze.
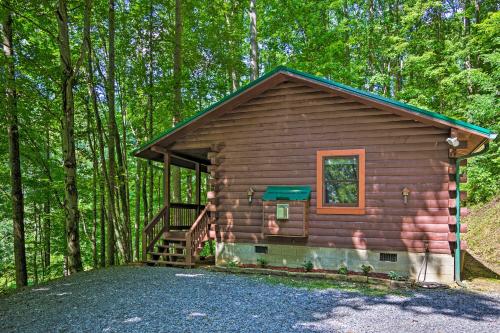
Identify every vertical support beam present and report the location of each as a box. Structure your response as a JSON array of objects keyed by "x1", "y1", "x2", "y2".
[
  {"x1": 164, "y1": 153, "x2": 171, "y2": 232},
  {"x1": 164, "y1": 153, "x2": 171, "y2": 206},
  {"x1": 195, "y1": 162, "x2": 201, "y2": 213}
]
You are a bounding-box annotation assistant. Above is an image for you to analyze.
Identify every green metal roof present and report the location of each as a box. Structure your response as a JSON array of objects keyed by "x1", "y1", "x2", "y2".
[
  {"x1": 133, "y1": 66, "x2": 496, "y2": 156},
  {"x1": 262, "y1": 186, "x2": 312, "y2": 201}
]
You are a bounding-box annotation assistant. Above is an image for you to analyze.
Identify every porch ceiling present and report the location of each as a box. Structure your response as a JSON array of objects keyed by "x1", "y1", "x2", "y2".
[{"x1": 141, "y1": 145, "x2": 210, "y2": 172}]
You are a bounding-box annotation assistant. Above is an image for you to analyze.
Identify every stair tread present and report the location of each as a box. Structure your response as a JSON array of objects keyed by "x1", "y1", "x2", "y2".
[
  {"x1": 149, "y1": 252, "x2": 186, "y2": 257},
  {"x1": 162, "y1": 237, "x2": 186, "y2": 241},
  {"x1": 157, "y1": 244, "x2": 186, "y2": 249},
  {"x1": 146, "y1": 259, "x2": 193, "y2": 266}
]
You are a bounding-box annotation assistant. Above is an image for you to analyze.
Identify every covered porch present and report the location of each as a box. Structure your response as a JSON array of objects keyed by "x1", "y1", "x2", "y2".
[{"x1": 139, "y1": 145, "x2": 216, "y2": 267}]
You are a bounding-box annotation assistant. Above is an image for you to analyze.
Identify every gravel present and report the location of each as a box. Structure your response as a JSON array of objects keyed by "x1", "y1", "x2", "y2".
[{"x1": 0, "y1": 266, "x2": 499, "y2": 333}]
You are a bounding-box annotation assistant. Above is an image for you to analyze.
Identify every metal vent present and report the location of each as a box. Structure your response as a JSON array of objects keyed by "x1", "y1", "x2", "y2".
[
  {"x1": 255, "y1": 246, "x2": 268, "y2": 254},
  {"x1": 379, "y1": 253, "x2": 397, "y2": 262}
]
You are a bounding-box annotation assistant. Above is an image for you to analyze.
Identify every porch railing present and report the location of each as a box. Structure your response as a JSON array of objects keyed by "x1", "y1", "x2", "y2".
[
  {"x1": 142, "y1": 205, "x2": 169, "y2": 260},
  {"x1": 185, "y1": 205, "x2": 211, "y2": 266},
  {"x1": 142, "y1": 202, "x2": 206, "y2": 261},
  {"x1": 169, "y1": 203, "x2": 204, "y2": 229}
]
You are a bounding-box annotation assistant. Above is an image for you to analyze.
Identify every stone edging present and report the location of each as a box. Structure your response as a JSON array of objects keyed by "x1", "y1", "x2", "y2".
[{"x1": 207, "y1": 265, "x2": 413, "y2": 288}]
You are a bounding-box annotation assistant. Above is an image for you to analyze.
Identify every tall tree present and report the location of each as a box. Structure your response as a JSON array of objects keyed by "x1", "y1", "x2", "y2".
[
  {"x1": 249, "y1": 0, "x2": 258, "y2": 80},
  {"x1": 172, "y1": 0, "x2": 183, "y2": 202},
  {"x1": 56, "y1": 0, "x2": 83, "y2": 274},
  {"x1": 3, "y1": 3, "x2": 28, "y2": 287},
  {"x1": 107, "y1": 0, "x2": 118, "y2": 265}
]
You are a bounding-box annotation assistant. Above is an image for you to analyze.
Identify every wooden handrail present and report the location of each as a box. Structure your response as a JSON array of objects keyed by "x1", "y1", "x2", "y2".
[
  {"x1": 185, "y1": 205, "x2": 211, "y2": 266},
  {"x1": 142, "y1": 205, "x2": 169, "y2": 261}
]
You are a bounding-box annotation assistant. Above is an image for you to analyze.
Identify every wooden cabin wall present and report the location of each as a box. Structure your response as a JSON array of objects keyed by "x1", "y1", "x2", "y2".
[{"x1": 170, "y1": 81, "x2": 453, "y2": 255}]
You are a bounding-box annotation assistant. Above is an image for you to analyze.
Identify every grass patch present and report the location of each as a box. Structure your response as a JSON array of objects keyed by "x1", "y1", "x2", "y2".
[
  {"x1": 256, "y1": 275, "x2": 410, "y2": 297},
  {"x1": 463, "y1": 197, "x2": 500, "y2": 270}
]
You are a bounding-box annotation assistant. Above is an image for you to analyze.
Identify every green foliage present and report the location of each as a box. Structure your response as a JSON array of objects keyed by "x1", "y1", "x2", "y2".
[
  {"x1": 360, "y1": 264, "x2": 373, "y2": 276},
  {"x1": 199, "y1": 240, "x2": 215, "y2": 258},
  {"x1": 338, "y1": 264, "x2": 348, "y2": 275},
  {"x1": 388, "y1": 271, "x2": 408, "y2": 281},
  {"x1": 1, "y1": 0, "x2": 498, "y2": 289},
  {"x1": 303, "y1": 260, "x2": 314, "y2": 272},
  {"x1": 463, "y1": 197, "x2": 500, "y2": 266},
  {"x1": 256, "y1": 257, "x2": 269, "y2": 268},
  {"x1": 226, "y1": 259, "x2": 239, "y2": 268}
]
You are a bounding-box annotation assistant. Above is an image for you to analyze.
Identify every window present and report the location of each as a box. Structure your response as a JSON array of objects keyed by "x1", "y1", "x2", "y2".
[{"x1": 316, "y1": 149, "x2": 365, "y2": 214}]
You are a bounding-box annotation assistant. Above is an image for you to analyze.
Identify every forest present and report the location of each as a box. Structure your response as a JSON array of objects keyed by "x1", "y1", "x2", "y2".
[{"x1": 0, "y1": 0, "x2": 498, "y2": 290}]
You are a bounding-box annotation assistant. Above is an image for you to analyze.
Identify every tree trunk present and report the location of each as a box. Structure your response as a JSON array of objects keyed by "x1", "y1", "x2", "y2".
[
  {"x1": 171, "y1": 0, "x2": 183, "y2": 203},
  {"x1": 134, "y1": 161, "x2": 141, "y2": 261},
  {"x1": 100, "y1": 189, "x2": 106, "y2": 267},
  {"x1": 146, "y1": 1, "x2": 155, "y2": 218},
  {"x1": 43, "y1": 128, "x2": 51, "y2": 271},
  {"x1": 33, "y1": 203, "x2": 40, "y2": 285},
  {"x1": 83, "y1": 0, "x2": 114, "y2": 267},
  {"x1": 142, "y1": 160, "x2": 149, "y2": 224},
  {"x1": 56, "y1": 0, "x2": 83, "y2": 274},
  {"x1": 86, "y1": 100, "x2": 99, "y2": 269},
  {"x1": 3, "y1": 5, "x2": 28, "y2": 287},
  {"x1": 107, "y1": 0, "x2": 118, "y2": 265},
  {"x1": 249, "y1": 0, "x2": 259, "y2": 80}
]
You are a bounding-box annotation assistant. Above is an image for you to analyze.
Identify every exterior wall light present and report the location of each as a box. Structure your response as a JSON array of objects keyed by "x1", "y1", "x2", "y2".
[
  {"x1": 247, "y1": 187, "x2": 255, "y2": 204},
  {"x1": 402, "y1": 187, "x2": 410, "y2": 205},
  {"x1": 446, "y1": 137, "x2": 460, "y2": 148}
]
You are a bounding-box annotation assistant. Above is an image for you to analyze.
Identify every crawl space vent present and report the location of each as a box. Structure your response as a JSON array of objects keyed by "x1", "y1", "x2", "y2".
[
  {"x1": 379, "y1": 253, "x2": 397, "y2": 262},
  {"x1": 255, "y1": 246, "x2": 268, "y2": 254}
]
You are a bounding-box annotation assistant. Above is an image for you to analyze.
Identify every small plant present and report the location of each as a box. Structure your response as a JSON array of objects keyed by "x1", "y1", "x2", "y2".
[
  {"x1": 360, "y1": 264, "x2": 373, "y2": 282},
  {"x1": 388, "y1": 271, "x2": 407, "y2": 281},
  {"x1": 303, "y1": 260, "x2": 314, "y2": 272},
  {"x1": 257, "y1": 257, "x2": 269, "y2": 268},
  {"x1": 338, "y1": 264, "x2": 348, "y2": 275},
  {"x1": 226, "y1": 259, "x2": 239, "y2": 268}
]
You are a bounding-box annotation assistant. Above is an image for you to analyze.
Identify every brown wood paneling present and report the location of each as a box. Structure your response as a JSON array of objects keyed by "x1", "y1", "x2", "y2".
[
  {"x1": 262, "y1": 201, "x2": 307, "y2": 237},
  {"x1": 171, "y1": 81, "x2": 454, "y2": 254}
]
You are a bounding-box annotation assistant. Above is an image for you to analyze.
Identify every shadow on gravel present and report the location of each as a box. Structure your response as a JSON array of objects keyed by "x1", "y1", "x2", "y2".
[
  {"x1": 329, "y1": 289, "x2": 500, "y2": 321},
  {"x1": 1, "y1": 267, "x2": 499, "y2": 333}
]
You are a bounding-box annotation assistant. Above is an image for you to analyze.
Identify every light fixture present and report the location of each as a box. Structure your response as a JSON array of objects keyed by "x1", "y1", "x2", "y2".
[
  {"x1": 247, "y1": 187, "x2": 255, "y2": 204},
  {"x1": 446, "y1": 137, "x2": 460, "y2": 148},
  {"x1": 402, "y1": 187, "x2": 410, "y2": 205}
]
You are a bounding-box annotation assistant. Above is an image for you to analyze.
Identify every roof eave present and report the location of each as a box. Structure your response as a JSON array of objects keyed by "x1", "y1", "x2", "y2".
[{"x1": 133, "y1": 66, "x2": 496, "y2": 158}]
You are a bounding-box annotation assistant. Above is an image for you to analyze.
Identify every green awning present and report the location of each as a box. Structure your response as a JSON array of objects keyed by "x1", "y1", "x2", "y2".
[{"x1": 262, "y1": 186, "x2": 311, "y2": 201}]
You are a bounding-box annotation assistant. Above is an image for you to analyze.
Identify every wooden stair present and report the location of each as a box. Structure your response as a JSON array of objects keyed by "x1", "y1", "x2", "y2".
[
  {"x1": 143, "y1": 205, "x2": 213, "y2": 268},
  {"x1": 146, "y1": 230, "x2": 193, "y2": 267}
]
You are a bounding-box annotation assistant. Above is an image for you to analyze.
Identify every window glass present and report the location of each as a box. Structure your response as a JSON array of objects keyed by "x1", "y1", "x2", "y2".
[{"x1": 323, "y1": 156, "x2": 359, "y2": 206}]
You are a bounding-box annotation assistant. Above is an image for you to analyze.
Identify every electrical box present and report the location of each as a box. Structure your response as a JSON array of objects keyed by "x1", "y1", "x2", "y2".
[
  {"x1": 276, "y1": 203, "x2": 289, "y2": 220},
  {"x1": 261, "y1": 186, "x2": 311, "y2": 238}
]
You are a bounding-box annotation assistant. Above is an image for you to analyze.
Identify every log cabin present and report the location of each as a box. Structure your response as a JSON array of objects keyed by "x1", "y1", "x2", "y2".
[{"x1": 134, "y1": 66, "x2": 497, "y2": 283}]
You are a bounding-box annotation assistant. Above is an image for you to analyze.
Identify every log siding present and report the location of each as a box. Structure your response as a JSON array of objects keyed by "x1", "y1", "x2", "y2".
[{"x1": 170, "y1": 81, "x2": 454, "y2": 255}]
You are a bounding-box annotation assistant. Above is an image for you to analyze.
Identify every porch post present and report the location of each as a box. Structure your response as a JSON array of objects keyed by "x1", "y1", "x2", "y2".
[
  {"x1": 164, "y1": 153, "x2": 171, "y2": 230},
  {"x1": 195, "y1": 162, "x2": 201, "y2": 213},
  {"x1": 164, "y1": 153, "x2": 171, "y2": 206}
]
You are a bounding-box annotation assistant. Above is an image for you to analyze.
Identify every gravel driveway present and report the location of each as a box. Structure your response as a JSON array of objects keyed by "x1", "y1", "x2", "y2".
[{"x1": 0, "y1": 266, "x2": 499, "y2": 333}]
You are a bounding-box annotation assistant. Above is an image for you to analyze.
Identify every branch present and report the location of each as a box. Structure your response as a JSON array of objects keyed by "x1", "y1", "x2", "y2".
[{"x1": 0, "y1": 2, "x2": 57, "y2": 40}]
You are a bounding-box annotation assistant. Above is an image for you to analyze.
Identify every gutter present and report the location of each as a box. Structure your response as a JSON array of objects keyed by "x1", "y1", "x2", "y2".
[{"x1": 454, "y1": 140, "x2": 490, "y2": 285}]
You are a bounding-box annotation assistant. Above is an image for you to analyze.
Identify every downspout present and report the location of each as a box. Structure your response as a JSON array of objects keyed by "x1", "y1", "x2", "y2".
[{"x1": 454, "y1": 141, "x2": 490, "y2": 285}]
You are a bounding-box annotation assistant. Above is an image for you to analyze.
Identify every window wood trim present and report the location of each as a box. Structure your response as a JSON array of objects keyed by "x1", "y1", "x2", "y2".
[{"x1": 316, "y1": 149, "x2": 366, "y2": 215}]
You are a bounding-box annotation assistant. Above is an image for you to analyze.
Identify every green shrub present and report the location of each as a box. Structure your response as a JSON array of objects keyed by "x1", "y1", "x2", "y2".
[
  {"x1": 303, "y1": 260, "x2": 314, "y2": 272},
  {"x1": 388, "y1": 271, "x2": 407, "y2": 281},
  {"x1": 226, "y1": 259, "x2": 239, "y2": 268},
  {"x1": 360, "y1": 264, "x2": 373, "y2": 276},
  {"x1": 256, "y1": 257, "x2": 268, "y2": 268},
  {"x1": 338, "y1": 264, "x2": 348, "y2": 275},
  {"x1": 199, "y1": 240, "x2": 215, "y2": 258}
]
